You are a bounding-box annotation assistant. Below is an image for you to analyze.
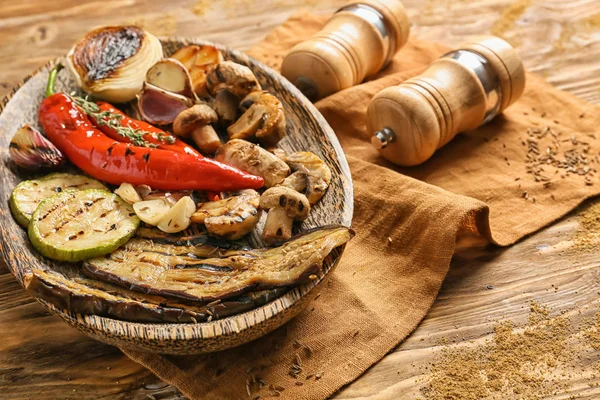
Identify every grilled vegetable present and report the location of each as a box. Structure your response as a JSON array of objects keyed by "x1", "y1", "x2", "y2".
[
  {"x1": 66, "y1": 26, "x2": 163, "y2": 103},
  {"x1": 114, "y1": 183, "x2": 142, "y2": 205},
  {"x1": 76, "y1": 97, "x2": 202, "y2": 157},
  {"x1": 145, "y1": 58, "x2": 196, "y2": 100},
  {"x1": 83, "y1": 226, "x2": 353, "y2": 302},
  {"x1": 156, "y1": 196, "x2": 196, "y2": 233},
  {"x1": 206, "y1": 61, "x2": 261, "y2": 98},
  {"x1": 228, "y1": 91, "x2": 286, "y2": 146},
  {"x1": 9, "y1": 173, "x2": 107, "y2": 227},
  {"x1": 260, "y1": 186, "x2": 310, "y2": 244},
  {"x1": 191, "y1": 189, "x2": 261, "y2": 240},
  {"x1": 170, "y1": 44, "x2": 223, "y2": 97},
  {"x1": 173, "y1": 104, "x2": 221, "y2": 154},
  {"x1": 39, "y1": 88, "x2": 265, "y2": 191},
  {"x1": 28, "y1": 189, "x2": 140, "y2": 262},
  {"x1": 137, "y1": 82, "x2": 195, "y2": 125},
  {"x1": 215, "y1": 139, "x2": 289, "y2": 188},
  {"x1": 133, "y1": 199, "x2": 171, "y2": 225},
  {"x1": 280, "y1": 151, "x2": 332, "y2": 205},
  {"x1": 9, "y1": 125, "x2": 66, "y2": 170},
  {"x1": 24, "y1": 268, "x2": 286, "y2": 323}
]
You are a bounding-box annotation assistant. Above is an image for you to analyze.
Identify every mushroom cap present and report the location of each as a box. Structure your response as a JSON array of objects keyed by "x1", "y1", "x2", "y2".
[
  {"x1": 206, "y1": 61, "x2": 261, "y2": 97},
  {"x1": 173, "y1": 104, "x2": 218, "y2": 137},
  {"x1": 228, "y1": 90, "x2": 286, "y2": 145},
  {"x1": 260, "y1": 186, "x2": 310, "y2": 220}
]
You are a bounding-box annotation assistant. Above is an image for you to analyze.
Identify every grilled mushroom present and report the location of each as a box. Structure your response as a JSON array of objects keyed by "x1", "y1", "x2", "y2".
[
  {"x1": 228, "y1": 91, "x2": 287, "y2": 146},
  {"x1": 191, "y1": 189, "x2": 260, "y2": 240},
  {"x1": 215, "y1": 139, "x2": 289, "y2": 188},
  {"x1": 206, "y1": 61, "x2": 261, "y2": 126},
  {"x1": 206, "y1": 61, "x2": 261, "y2": 98},
  {"x1": 212, "y1": 91, "x2": 239, "y2": 126},
  {"x1": 260, "y1": 186, "x2": 310, "y2": 244},
  {"x1": 280, "y1": 151, "x2": 332, "y2": 205},
  {"x1": 173, "y1": 104, "x2": 221, "y2": 153}
]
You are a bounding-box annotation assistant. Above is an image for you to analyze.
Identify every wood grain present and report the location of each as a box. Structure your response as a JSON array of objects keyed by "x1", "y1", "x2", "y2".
[{"x1": 0, "y1": 0, "x2": 599, "y2": 398}]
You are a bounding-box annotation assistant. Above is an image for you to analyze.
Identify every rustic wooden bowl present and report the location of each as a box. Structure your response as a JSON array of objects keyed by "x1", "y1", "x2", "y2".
[{"x1": 0, "y1": 38, "x2": 353, "y2": 355}]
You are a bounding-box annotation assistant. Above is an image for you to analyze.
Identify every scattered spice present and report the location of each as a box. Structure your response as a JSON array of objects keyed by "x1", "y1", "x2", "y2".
[
  {"x1": 523, "y1": 120, "x2": 598, "y2": 189},
  {"x1": 572, "y1": 200, "x2": 600, "y2": 251},
  {"x1": 421, "y1": 302, "x2": 574, "y2": 400}
]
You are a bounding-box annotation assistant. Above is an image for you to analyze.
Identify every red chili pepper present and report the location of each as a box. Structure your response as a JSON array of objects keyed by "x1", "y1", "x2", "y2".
[
  {"x1": 39, "y1": 92, "x2": 264, "y2": 191},
  {"x1": 90, "y1": 102, "x2": 202, "y2": 157}
]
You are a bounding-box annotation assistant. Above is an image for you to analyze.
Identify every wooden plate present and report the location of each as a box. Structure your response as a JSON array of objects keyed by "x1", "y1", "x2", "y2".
[{"x1": 0, "y1": 38, "x2": 353, "y2": 355}]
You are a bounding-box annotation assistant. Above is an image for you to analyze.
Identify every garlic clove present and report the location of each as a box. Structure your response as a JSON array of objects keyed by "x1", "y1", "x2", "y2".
[
  {"x1": 157, "y1": 196, "x2": 195, "y2": 233},
  {"x1": 66, "y1": 26, "x2": 163, "y2": 103},
  {"x1": 146, "y1": 58, "x2": 197, "y2": 100},
  {"x1": 114, "y1": 182, "x2": 142, "y2": 205},
  {"x1": 133, "y1": 199, "x2": 171, "y2": 225},
  {"x1": 9, "y1": 125, "x2": 66, "y2": 170},
  {"x1": 143, "y1": 190, "x2": 192, "y2": 206},
  {"x1": 137, "y1": 82, "x2": 194, "y2": 125}
]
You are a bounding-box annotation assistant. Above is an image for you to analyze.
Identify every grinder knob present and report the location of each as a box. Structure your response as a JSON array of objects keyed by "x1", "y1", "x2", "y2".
[
  {"x1": 281, "y1": 0, "x2": 410, "y2": 101},
  {"x1": 368, "y1": 36, "x2": 526, "y2": 166}
]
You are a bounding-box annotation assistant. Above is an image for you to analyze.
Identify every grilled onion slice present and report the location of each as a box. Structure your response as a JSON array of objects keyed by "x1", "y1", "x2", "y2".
[{"x1": 66, "y1": 26, "x2": 163, "y2": 103}]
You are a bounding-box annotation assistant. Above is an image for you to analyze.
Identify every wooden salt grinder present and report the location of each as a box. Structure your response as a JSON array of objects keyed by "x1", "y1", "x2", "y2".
[
  {"x1": 280, "y1": 0, "x2": 410, "y2": 101},
  {"x1": 368, "y1": 36, "x2": 526, "y2": 166}
]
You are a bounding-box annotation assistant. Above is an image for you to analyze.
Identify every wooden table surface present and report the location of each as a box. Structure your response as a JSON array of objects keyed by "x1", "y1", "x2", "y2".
[{"x1": 1, "y1": 0, "x2": 600, "y2": 399}]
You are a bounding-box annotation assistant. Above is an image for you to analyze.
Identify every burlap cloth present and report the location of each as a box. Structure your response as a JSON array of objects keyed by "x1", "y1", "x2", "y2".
[{"x1": 122, "y1": 13, "x2": 600, "y2": 399}]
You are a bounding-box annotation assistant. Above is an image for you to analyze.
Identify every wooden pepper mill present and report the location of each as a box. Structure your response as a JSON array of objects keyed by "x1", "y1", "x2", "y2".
[
  {"x1": 368, "y1": 36, "x2": 526, "y2": 166},
  {"x1": 281, "y1": 0, "x2": 410, "y2": 101}
]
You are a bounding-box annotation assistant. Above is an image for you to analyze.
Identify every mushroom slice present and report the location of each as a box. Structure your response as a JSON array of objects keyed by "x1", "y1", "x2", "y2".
[
  {"x1": 191, "y1": 189, "x2": 260, "y2": 240},
  {"x1": 213, "y1": 90, "x2": 239, "y2": 126},
  {"x1": 146, "y1": 58, "x2": 196, "y2": 100},
  {"x1": 137, "y1": 82, "x2": 194, "y2": 125},
  {"x1": 280, "y1": 152, "x2": 332, "y2": 205},
  {"x1": 206, "y1": 61, "x2": 261, "y2": 98},
  {"x1": 171, "y1": 45, "x2": 223, "y2": 97},
  {"x1": 260, "y1": 186, "x2": 310, "y2": 244},
  {"x1": 228, "y1": 91, "x2": 286, "y2": 146},
  {"x1": 215, "y1": 139, "x2": 290, "y2": 188}
]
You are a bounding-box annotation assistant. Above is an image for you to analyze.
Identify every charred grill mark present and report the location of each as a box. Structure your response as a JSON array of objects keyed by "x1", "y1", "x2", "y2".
[
  {"x1": 44, "y1": 197, "x2": 106, "y2": 238},
  {"x1": 125, "y1": 148, "x2": 135, "y2": 156},
  {"x1": 107, "y1": 146, "x2": 114, "y2": 156},
  {"x1": 142, "y1": 152, "x2": 150, "y2": 162},
  {"x1": 37, "y1": 194, "x2": 76, "y2": 221}
]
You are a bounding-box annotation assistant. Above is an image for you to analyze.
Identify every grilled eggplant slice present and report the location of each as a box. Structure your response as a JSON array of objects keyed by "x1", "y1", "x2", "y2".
[
  {"x1": 84, "y1": 226, "x2": 353, "y2": 302},
  {"x1": 29, "y1": 189, "x2": 140, "y2": 262},
  {"x1": 10, "y1": 173, "x2": 107, "y2": 227},
  {"x1": 24, "y1": 268, "x2": 286, "y2": 323}
]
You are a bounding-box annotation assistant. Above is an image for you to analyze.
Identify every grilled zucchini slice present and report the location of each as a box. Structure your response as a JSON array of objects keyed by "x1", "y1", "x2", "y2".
[
  {"x1": 28, "y1": 189, "x2": 139, "y2": 262},
  {"x1": 10, "y1": 173, "x2": 107, "y2": 227}
]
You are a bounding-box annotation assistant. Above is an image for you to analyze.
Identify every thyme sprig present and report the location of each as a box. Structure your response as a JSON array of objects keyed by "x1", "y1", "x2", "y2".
[{"x1": 71, "y1": 96, "x2": 176, "y2": 148}]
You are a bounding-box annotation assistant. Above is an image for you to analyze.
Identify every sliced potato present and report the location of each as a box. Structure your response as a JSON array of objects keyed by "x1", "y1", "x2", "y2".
[
  {"x1": 133, "y1": 199, "x2": 171, "y2": 225},
  {"x1": 146, "y1": 58, "x2": 196, "y2": 100},
  {"x1": 171, "y1": 45, "x2": 223, "y2": 97}
]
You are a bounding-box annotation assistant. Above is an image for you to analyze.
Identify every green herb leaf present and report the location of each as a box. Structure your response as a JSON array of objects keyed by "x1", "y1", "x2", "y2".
[{"x1": 71, "y1": 96, "x2": 178, "y2": 148}]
